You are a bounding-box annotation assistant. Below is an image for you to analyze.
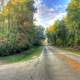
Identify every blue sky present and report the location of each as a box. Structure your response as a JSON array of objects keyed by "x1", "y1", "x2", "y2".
[{"x1": 34, "y1": 0, "x2": 70, "y2": 27}]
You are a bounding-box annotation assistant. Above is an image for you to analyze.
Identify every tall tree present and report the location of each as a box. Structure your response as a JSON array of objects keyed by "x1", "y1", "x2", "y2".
[{"x1": 66, "y1": 0, "x2": 80, "y2": 46}]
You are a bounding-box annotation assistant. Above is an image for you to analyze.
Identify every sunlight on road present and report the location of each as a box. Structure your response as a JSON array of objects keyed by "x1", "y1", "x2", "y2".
[{"x1": 42, "y1": 39, "x2": 48, "y2": 45}]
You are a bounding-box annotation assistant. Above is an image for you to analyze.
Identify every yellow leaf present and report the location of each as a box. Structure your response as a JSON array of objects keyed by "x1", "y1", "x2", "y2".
[
  {"x1": 48, "y1": 26, "x2": 56, "y2": 32},
  {"x1": 2, "y1": 8, "x2": 9, "y2": 16},
  {"x1": 11, "y1": 0, "x2": 26, "y2": 5},
  {"x1": 6, "y1": 3, "x2": 12, "y2": 10},
  {"x1": 18, "y1": 0, "x2": 26, "y2": 3},
  {"x1": 11, "y1": 0, "x2": 18, "y2": 5}
]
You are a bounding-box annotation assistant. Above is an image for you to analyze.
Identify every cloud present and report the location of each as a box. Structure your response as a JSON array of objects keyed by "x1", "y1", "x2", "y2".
[
  {"x1": 58, "y1": 4, "x2": 67, "y2": 8},
  {"x1": 47, "y1": 12, "x2": 67, "y2": 27},
  {"x1": 34, "y1": 0, "x2": 68, "y2": 28},
  {"x1": 34, "y1": 0, "x2": 56, "y2": 17},
  {"x1": 34, "y1": 0, "x2": 57, "y2": 26}
]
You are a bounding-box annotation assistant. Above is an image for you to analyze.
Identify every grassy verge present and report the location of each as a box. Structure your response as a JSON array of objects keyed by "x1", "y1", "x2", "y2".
[
  {"x1": 0, "y1": 46, "x2": 43, "y2": 64},
  {"x1": 62, "y1": 48, "x2": 80, "y2": 55}
]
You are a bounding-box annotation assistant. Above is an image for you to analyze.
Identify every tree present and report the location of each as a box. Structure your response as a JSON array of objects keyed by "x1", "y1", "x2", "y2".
[
  {"x1": 33, "y1": 25, "x2": 45, "y2": 46},
  {"x1": 66, "y1": 0, "x2": 80, "y2": 46},
  {"x1": 47, "y1": 20, "x2": 69, "y2": 47}
]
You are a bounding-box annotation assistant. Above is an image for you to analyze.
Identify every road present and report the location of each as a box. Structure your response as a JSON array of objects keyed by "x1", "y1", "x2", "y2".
[{"x1": 0, "y1": 46, "x2": 80, "y2": 80}]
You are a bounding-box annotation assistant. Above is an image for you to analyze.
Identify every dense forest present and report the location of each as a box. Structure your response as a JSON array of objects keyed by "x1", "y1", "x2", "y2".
[
  {"x1": 0, "y1": 0, "x2": 44, "y2": 56},
  {"x1": 47, "y1": 0, "x2": 80, "y2": 49}
]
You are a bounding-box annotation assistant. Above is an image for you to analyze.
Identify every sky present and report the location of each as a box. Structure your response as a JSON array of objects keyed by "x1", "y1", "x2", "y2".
[{"x1": 34, "y1": 0, "x2": 70, "y2": 28}]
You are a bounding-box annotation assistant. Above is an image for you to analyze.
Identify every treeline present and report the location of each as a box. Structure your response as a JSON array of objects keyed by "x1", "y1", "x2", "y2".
[
  {"x1": 0, "y1": 0, "x2": 44, "y2": 56},
  {"x1": 47, "y1": 0, "x2": 80, "y2": 48}
]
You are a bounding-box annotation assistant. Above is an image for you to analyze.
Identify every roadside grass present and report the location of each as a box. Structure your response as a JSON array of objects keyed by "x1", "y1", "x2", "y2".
[
  {"x1": 0, "y1": 47, "x2": 43, "y2": 64},
  {"x1": 62, "y1": 48, "x2": 80, "y2": 55}
]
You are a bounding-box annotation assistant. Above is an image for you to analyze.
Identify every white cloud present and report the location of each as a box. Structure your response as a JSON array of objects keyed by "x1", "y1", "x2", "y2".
[
  {"x1": 47, "y1": 12, "x2": 67, "y2": 27},
  {"x1": 58, "y1": 4, "x2": 68, "y2": 8},
  {"x1": 34, "y1": 0, "x2": 67, "y2": 28}
]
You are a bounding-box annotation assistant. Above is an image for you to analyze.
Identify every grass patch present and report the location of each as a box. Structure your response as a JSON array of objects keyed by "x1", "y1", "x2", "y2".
[
  {"x1": 62, "y1": 48, "x2": 80, "y2": 55},
  {"x1": 0, "y1": 46, "x2": 43, "y2": 64}
]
